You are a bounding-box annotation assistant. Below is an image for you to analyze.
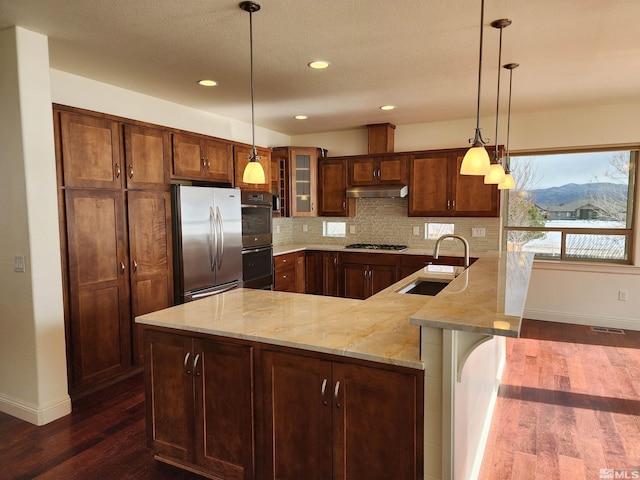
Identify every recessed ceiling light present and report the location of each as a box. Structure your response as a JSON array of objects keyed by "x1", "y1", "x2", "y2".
[
  {"x1": 294, "y1": 115, "x2": 308, "y2": 120},
  {"x1": 198, "y1": 79, "x2": 218, "y2": 87},
  {"x1": 380, "y1": 105, "x2": 396, "y2": 111},
  {"x1": 308, "y1": 61, "x2": 330, "y2": 70}
]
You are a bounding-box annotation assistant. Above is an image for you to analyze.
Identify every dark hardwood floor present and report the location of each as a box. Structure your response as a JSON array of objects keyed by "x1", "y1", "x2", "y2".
[
  {"x1": 1, "y1": 319, "x2": 638, "y2": 480},
  {"x1": 480, "y1": 320, "x2": 640, "y2": 480}
]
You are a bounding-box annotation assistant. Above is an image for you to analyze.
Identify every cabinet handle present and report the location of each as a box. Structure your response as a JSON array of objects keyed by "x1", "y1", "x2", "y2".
[
  {"x1": 120, "y1": 262, "x2": 125, "y2": 275},
  {"x1": 376, "y1": 169, "x2": 381, "y2": 179},
  {"x1": 333, "y1": 257, "x2": 337, "y2": 267},
  {"x1": 184, "y1": 352, "x2": 192, "y2": 375},
  {"x1": 128, "y1": 163, "x2": 134, "y2": 179},
  {"x1": 115, "y1": 163, "x2": 121, "y2": 178},
  {"x1": 447, "y1": 200, "x2": 451, "y2": 210},
  {"x1": 283, "y1": 275, "x2": 287, "y2": 278},
  {"x1": 334, "y1": 381, "x2": 341, "y2": 408},
  {"x1": 193, "y1": 353, "x2": 201, "y2": 377},
  {"x1": 452, "y1": 200, "x2": 456, "y2": 208},
  {"x1": 133, "y1": 260, "x2": 138, "y2": 273},
  {"x1": 282, "y1": 259, "x2": 287, "y2": 263},
  {"x1": 206, "y1": 158, "x2": 211, "y2": 169},
  {"x1": 201, "y1": 157, "x2": 206, "y2": 170},
  {"x1": 342, "y1": 201, "x2": 346, "y2": 210},
  {"x1": 321, "y1": 378, "x2": 328, "y2": 406}
]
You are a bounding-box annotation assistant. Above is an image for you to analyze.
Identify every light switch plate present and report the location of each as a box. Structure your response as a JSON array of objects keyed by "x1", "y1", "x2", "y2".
[
  {"x1": 14, "y1": 255, "x2": 26, "y2": 272},
  {"x1": 472, "y1": 227, "x2": 486, "y2": 238},
  {"x1": 303, "y1": 224, "x2": 308, "y2": 232},
  {"x1": 412, "y1": 226, "x2": 420, "y2": 236},
  {"x1": 350, "y1": 225, "x2": 356, "y2": 234}
]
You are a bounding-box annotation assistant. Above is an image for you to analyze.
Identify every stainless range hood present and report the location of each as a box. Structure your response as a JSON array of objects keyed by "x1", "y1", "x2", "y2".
[{"x1": 346, "y1": 184, "x2": 408, "y2": 198}]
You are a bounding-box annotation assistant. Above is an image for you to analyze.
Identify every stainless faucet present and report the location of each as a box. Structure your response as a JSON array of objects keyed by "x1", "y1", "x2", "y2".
[{"x1": 433, "y1": 234, "x2": 470, "y2": 268}]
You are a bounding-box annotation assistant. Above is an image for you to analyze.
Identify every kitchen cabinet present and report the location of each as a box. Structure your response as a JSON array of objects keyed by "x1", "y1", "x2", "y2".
[
  {"x1": 347, "y1": 155, "x2": 407, "y2": 186},
  {"x1": 318, "y1": 159, "x2": 354, "y2": 217},
  {"x1": 261, "y1": 348, "x2": 423, "y2": 480},
  {"x1": 273, "y1": 251, "x2": 305, "y2": 293},
  {"x1": 408, "y1": 148, "x2": 500, "y2": 217},
  {"x1": 339, "y1": 252, "x2": 398, "y2": 299},
  {"x1": 144, "y1": 329, "x2": 254, "y2": 480},
  {"x1": 234, "y1": 145, "x2": 272, "y2": 191},
  {"x1": 303, "y1": 251, "x2": 339, "y2": 296},
  {"x1": 124, "y1": 124, "x2": 171, "y2": 189},
  {"x1": 172, "y1": 133, "x2": 234, "y2": 184},
  {"x1": 272, "y1": 147, "x2": 320, "y2": 217},
  {"x1": 270, "y1": 156, "x2": 286, "y2": 217},
  {"x1": 55, "y1": 107, "x2": 174, "y2": 393}
]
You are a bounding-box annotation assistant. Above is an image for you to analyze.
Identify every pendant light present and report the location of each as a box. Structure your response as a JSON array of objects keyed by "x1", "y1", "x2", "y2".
[
  {"x1": 460, "y1": 0, "x2": 490, "y2": 176},
  {"x1": 484, "y1": 18, "x2": 511, "y2": 185},
  {"x1": 498, "y1": 62, "x2": 519, "y2": 190},
  {"x1": 240, "y1": 1, "x2": 266, "y2": 184}
]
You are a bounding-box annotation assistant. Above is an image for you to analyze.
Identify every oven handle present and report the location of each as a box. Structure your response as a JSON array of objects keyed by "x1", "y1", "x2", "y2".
[{"x1": 242, "y1": 246, "x2": 273, "y2": 254}]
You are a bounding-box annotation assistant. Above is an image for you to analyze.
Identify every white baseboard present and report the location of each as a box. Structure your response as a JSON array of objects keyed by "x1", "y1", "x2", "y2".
[
  {"x1": 524, "y1": 308, "x2": 640, "y2": 332},
  {"x1": 0, "y1": 392, "x2": 71, "y2": 426}
]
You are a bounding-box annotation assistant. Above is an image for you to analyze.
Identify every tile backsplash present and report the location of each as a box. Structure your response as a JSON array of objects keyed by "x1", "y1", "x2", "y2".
[{"x1": 273, "y1": 197, "x2": 501, "y2": 256}]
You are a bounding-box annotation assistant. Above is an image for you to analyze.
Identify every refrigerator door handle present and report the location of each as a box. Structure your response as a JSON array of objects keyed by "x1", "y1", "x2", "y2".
[
  {"x1": 216, "y1": 206, "x2": 225, "y2": 270},
  {"x1": 209, "y1": 206, "x2": 217, "y2": 271}
]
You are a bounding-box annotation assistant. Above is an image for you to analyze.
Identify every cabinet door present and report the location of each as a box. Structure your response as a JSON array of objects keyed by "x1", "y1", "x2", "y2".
[
  {"x1": 347, "y1": 157, "x2": 377, "y2": 186},
  {"x1": 323, "y1": 252, "x2": 339, "y2": 296},
  {"x1": 295, "y1": 252, "x2": 306, "y2": 293},
  {"x1": 128, "y1": 190, "x2": 173, "y2": 364},
  {"x1": 378, "y1": 155, "x2": 407, "y2": 184},
  {"x1": 408, "y1": 152, "x2": 451, "y2": 216},
  {"x1": 172, "y1": 133, "x2": 205, "y2": 178},
  {"x1": 262, "y1": 351, "x2": 333, "y2": 480},
  {"x1": 195, "y1": 339, "x2": 254, "y2": 480},
  {"x1": 304, "y1": 251, "x2": 323, "y2": 295},
  {"x1": 341, "y1": 262, "x2": 368, "y2": 299},
  {"x1": 368, "y1": 264, "x2": 397, "y2": 296},
  {"x1": 144, "y1": 330, "x2": 195, "y2": 463},
  {"x1": 318, "y1": 159, "x2": 351, "y2": 217},
  {"x1": 332, "y1": 362, "x2": 423, "y2": 480},
  {"x1": 124, "y1": 124, "x2": 170, "y2": 189},
  {"x1": 452, "y1": 153, "x2": 500, "y2": 217},
  {"x1": 398, "y1": 254, "x2": 433, "y2": 279},
  {"x1": 65, "y1": 189, "x2": 131, "y2": 389},
  {"x1": 204, "y1": 138, "x2": 234, "y2": 183},
  {"x1": 290, "y1": 148, "x2": 318, "y2": 217},
  {"x1": 234, "y1": 145, "x2": 272, "y2": 190},
  {"x1": 59, "y1": 111, "x2": 123, "y2": 189}
]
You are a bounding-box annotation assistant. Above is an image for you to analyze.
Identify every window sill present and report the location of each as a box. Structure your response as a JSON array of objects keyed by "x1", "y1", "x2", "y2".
[{"x1": 533, "y1": 259, "x2": 640, "y2": 275}]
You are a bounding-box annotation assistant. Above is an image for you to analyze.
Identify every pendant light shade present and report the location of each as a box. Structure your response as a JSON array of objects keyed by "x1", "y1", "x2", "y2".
[
  {"x1": 461, "y1": 0, "x2": 490, "y2": 176},
  {"x1": 498, "y1": 62, "x2": 519, "y2": 190},
  {"x1": 484, "y1": 18, "x2": 511, "y2": 185},
  {"x1": 240, "y1": 1, "x2": 266, "y2": 184}
]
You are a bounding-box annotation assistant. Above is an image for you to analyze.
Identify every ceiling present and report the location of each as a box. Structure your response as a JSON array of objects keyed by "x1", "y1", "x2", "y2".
[{"x1": 1, "y1": 0, "x2": 639, "y2": 136}]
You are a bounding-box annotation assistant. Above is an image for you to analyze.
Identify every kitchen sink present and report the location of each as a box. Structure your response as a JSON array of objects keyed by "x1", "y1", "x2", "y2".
[{"x1": 397, "y1": 279, "x2": 452, "y2": 296}]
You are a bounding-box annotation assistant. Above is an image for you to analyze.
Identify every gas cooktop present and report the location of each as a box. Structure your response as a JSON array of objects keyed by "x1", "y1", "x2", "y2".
[{"x1": 344, "y1": 243, "x2": 408, "y2": 251}]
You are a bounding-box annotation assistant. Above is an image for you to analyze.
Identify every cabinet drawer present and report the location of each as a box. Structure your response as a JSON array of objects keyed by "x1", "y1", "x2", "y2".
[
  {"x1": 274, "y1": 264, "x2": 296, "y2": 292},
  {"x1": 274, "y1": 252, "x2": 298, "y2": 269}
]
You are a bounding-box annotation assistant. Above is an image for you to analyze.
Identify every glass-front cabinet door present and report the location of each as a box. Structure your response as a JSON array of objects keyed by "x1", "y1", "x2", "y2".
[{"x1": 290, "y1": 148, "x2": 318, "y2": 217}]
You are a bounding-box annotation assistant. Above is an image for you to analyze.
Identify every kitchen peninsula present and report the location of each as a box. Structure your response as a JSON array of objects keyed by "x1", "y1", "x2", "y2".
[{"x1": 136, "y1": 251, "x2": 534, "y2": 480}]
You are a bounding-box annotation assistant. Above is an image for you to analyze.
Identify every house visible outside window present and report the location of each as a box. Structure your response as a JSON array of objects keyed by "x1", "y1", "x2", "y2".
[{"x1": 504, "y1": 148, "x2": 637, "y2": 263}]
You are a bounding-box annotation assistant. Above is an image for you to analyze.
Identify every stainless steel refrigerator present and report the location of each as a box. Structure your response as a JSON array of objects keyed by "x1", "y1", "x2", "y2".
[{"x1": 172, "y1": 185, "x2": 243, "y2": 303}]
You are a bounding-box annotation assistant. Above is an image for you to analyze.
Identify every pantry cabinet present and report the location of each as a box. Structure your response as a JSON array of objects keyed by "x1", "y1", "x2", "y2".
[
  {"x1": 261, "y1": 348, "x2": 423, "y2": 480},
  {"x1": 144, "y1": 329, "x2": 254, "y2": 480},
  {"x1": 408, "y1": 148, "x2": 500, "y2": 217},
  {"x1": 172, "y1": 133, "x2": 234, "y2": 184}
]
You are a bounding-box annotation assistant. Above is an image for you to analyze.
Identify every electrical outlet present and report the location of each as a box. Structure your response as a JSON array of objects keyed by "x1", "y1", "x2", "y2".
[
  {"x1": 618, "y1": 290, "x2": 628, "y2": 301},
  {"x1": 472, "y1": 227, "x2": 486, "y2": 238},
  {"x1": 276, "y1": 225, "x2": 281, "y2": 234},
  {"x1": 350, "y1": 225, "x2": 356, "y2": 234},
  {"x1": 302, "y1": 224, "x2": 308, "y2": 233},
  {"x1": 412, "y1": 226, "x2": 420, "y2": 236}
]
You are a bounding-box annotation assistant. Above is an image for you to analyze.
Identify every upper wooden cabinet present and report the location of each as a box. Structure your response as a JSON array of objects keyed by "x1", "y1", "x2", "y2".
[
  {"x1": 172, "y1": 133, "x2": 234, "y2": 183},
  {"x1": 272, "y1": 147, "x2": 320, "y2": 217},
  {"x1": 318, "y1": 159, "x2": 354, "y2": 217},
  {"x1": 347, "y1": 155, "x2": 407, "y2": 186},
  {"x1": 234, "y1": 145, "x2": 272, "y2": 191},
  {"x1": 124, "y1": 124, "x2": 170, "y2": 189},
  {"x1": 59, "y1": 111, "x2": 123, "y2": 189},
  {"x1": 408, "y1": 148, "x2": 500, "y2": 217}
]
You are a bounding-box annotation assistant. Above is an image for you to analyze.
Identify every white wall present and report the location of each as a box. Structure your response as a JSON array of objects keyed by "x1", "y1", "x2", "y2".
[
  {"x1": 0, "y1": 27, "x2": 70, "y2": 425},
  {"x1": 291, "y1": 102, "x2": 640, "y2": 331}
]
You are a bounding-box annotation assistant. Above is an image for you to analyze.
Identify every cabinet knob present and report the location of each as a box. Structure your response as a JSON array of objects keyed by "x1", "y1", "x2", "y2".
[
  {"x1": 120, "y1": 262, "x2": 125, "y2": 275},
  {"x1": 128, "y1": 163, "x2": 134, "y2": 179},
  {"x1": 115, "y1": 163, "x2": 121, "y2": 178},
  {"x1": 133, "y1": 260, "x2": 138, "y2": 273}
]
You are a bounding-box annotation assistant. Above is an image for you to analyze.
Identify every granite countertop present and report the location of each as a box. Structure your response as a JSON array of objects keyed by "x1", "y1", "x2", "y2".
[
  {"x1": 272, "y1": 243, "x2": 498, "y2": 257},
  {"x1": 136, "y1": 252, "x2": 533, "y2": 370}
]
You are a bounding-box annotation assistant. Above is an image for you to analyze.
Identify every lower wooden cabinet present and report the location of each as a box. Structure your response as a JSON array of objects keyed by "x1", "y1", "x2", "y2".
[
  {"x1": 273, "y1": 252, "x2": 305, "y2": 293},
  {"x1": 339, "y1": 252, "x2": 398, "y2": 299},
  {"x1": 261, "y1": 348, "x2": 424, "y2": 480},
  {"x1": 144, "y1": 329, "x2": 255, "y2": 480}
]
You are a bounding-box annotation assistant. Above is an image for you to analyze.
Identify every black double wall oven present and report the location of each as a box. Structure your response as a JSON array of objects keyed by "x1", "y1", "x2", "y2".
[{"x1": 241, "y1": 191, "x2": 273, "y2": 289}]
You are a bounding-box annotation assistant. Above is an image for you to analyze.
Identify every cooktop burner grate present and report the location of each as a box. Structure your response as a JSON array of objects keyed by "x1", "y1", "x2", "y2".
[{"x1": 344, "y1": 243, "x2": 408, "y2": 251}]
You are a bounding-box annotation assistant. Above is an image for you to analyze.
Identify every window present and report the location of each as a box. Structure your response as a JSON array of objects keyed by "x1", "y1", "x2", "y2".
[
  {"x1": 323, "y1": 221, "x2": 346, "y2": 238},
  {"x1": 504, "y1": 149, "x2": 637, "y2": 263}
]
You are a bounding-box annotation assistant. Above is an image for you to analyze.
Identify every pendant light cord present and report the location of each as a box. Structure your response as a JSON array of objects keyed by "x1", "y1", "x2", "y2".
[
  {"x1": 474, "y1": 0, "x2": 485, "y2": 132},
  {"x1": 493, "y1": 26, "x2": 504, "y2": 162},
  {"x1": 249, "y1": 8, "x2": 257, "y2": 160}
]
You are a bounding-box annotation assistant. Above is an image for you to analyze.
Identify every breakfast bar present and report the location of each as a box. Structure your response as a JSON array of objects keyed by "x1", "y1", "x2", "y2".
[{"x1": 136, "y1": 251, "x2": 534, "y2": 480}]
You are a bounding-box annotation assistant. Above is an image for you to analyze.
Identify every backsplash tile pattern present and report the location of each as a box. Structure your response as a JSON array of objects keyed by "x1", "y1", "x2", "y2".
[{"x1": 273, "y1": 198, "x2": 501, "y2": 256}]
